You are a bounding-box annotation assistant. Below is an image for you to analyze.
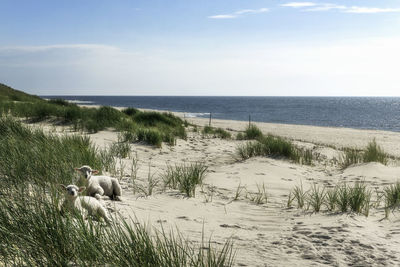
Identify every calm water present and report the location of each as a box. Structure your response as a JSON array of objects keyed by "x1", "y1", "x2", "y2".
[{"x1": 43, "y1": 96, "x2": 400, "y2": 132}]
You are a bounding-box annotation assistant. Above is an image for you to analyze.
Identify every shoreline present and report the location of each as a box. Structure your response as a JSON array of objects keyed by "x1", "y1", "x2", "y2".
[{"x1": 80, "y1": 104, "x2": 400, "y2": 157}]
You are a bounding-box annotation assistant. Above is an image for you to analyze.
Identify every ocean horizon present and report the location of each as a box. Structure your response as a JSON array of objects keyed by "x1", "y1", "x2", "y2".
[{"x1": 43, "y1": 95, "x2": 400, "y2": 132}]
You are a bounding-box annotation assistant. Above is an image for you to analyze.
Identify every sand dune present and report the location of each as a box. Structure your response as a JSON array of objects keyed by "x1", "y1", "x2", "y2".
[{"x1": 37, "y1": 112, "x2": 400, "y2": 266}]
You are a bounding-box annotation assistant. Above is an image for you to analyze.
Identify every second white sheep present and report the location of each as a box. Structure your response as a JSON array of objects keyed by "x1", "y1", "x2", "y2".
[
  {"x1": 59, "y1": 184, "x2": 111, "y2": 223},
  {"x1": 75, "y1": 165, "x2": 122, "y2": 201}
]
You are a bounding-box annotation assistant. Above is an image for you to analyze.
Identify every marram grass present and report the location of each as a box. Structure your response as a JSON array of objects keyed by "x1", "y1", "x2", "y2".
[{"x1": 0, "y1": 117, "x2": 235, "y2": 266}]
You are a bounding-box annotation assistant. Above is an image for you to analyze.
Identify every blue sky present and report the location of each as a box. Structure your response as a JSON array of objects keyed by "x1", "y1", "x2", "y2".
[{"x1": 1, "y1": 0, "x2": 400, "y2": 95}]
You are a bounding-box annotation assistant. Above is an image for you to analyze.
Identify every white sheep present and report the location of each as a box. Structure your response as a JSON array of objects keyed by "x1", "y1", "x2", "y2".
[
  {"x1": 59, "y1": 184, "x2": 111, "y2": 223},
  {"x1": 74, "y1": 165, "x2": 122, "y2": 201}
]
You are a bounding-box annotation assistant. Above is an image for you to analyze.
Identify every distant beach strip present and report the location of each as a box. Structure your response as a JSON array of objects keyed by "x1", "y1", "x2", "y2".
[{"x1": 43, "y1": 96, "x2": 400, "y2": 132}]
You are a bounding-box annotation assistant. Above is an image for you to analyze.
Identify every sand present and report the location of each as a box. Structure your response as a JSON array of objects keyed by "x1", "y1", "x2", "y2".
[{"x1": 36, "y1": 109, "x2": 400, "y2": 266}]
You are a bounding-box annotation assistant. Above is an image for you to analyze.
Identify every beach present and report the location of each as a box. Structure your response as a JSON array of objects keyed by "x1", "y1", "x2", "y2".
[{"x1": 36, "y1": 106, "x2": 400, "y2": 266}]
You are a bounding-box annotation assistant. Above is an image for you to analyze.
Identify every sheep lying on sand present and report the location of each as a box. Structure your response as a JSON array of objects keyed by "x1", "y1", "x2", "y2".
[
  {"x1": 60, "y1": 184, "x2": 111, "y2": 223},
  {"x1": 75, "y1": 165, "x2": 122, "y2": 201}
]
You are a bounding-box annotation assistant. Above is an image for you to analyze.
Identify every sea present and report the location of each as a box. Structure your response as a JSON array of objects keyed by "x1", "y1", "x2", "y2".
[{"x1": 42, "y1": 96, "x2": 400, "y2": 132}]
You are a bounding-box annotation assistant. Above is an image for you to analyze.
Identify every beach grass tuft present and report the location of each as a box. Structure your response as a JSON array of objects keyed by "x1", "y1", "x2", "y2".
[
  {"x1": 308, "y1": 184, "x2": 326, "y2": 212},
  {"x1": 202, "y1": 126, "x2": 231, "y2": 139},
  {"x1": 363, "y1": 139, "x2": 388, "y2": 165},
  {"x1": 340, "y1": 139, "x2": 388, "y2": 168},
  {"x1": 236, "y1": 134, "x2": 314, "y2": 165},
  {"x1": 247, "y1": 183, "x2": 268, "y2": 205},
  {"x1": 292, "y1": 182, "x2": 308, "y2": 209},
  {"x1": 383, "y1": 182, "x2": 400, "y2": 217},
  {"x1": 161, "y1": 162, "x2": 208, "y2": 197},
  {"x1": 244, "y1": 124, "x2": 263, "y2": 140}
]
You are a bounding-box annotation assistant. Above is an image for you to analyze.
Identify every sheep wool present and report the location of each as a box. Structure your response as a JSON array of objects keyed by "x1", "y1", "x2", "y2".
[
  {"x1": 75, "y1": 165, "x2": 122, "y2": 201},
  {"x1": 60, "y1": 184, "x2": 111, "y2": 223}
]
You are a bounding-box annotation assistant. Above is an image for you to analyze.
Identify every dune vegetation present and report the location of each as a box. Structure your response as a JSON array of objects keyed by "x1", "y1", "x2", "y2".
[
  {"x1": 0, "y1": 83, "x2": 186, "y2": 147},
  {"x1": 237, "y1": 124, "x2": 313, "y2": 165},
  {"x1": 0, "y1": 116, "x2": 235, "y2": 266}
]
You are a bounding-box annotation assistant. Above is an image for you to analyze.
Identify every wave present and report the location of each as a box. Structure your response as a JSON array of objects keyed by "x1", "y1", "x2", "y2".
[
  {"x1": 184, "y1": 112, "x2": 211, "y2": 118},
  {"x1": 66, "y1": 100, "x2": 95, "y2": 104}
]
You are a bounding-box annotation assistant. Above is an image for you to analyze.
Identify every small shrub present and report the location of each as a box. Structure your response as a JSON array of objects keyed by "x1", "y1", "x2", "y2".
[
  {"x1": 363, "y1": 139, "x2": 388, "y2": 165},
  {"x1": 116, "y1": 119, "x2": 137, "y2": 132},
  {"x1": 202, "y1": 125, "x2": 214, "y2": 135},
  {"x1": 244, "y1": 124, "x2": 263, "y2": 140},
  {"x1": 133, "y1": 111, "x2": 183, "y2": 128},
  {"x1": 214, "y1": 128, "x2": 231, "y2": 139},
  {"x1": 122, "y1": 107, "x2": 139, "y2": 116},
  {"x1": 136, "y1": 128, "x2": 163, "y2": 147},
  {"x1": 48, "y1": 98, "x2": 72, "y2": 106},
  {"x1": 236, "y1": 132, "x2": 244, "y2": 140},
  {"x1": 95, "y1": 106, "x2": 122, "y2": 127}
]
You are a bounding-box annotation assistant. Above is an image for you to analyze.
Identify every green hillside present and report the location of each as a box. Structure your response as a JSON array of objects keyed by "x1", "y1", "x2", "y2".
[{"x1": 0, "y1": 83, "x2": 42, "y2": 102}]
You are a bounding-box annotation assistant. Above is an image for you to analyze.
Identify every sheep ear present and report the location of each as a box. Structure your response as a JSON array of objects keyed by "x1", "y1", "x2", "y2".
[
  {"x1": 59, "y1": 184, "x2": 67, "y2": 190},
  {"x1": 78, "y1": 187, "x2": 86, "y2": 193},
  {"x1": 92, "y1": 170, "x2": 99, "y2": 174}
]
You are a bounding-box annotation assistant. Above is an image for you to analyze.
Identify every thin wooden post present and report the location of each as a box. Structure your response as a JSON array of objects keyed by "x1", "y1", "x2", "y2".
[
  {"x1": 209, "y1": 113, "x2": 212, "y2": 127},
  {"x1": 249, "y1": 115, "x2": 251, "y2": 127}
]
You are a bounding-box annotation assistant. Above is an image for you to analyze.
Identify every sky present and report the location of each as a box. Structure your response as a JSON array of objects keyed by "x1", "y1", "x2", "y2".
[{"x1": 0, "y1": 0, "x2": 400, "y2": 96}]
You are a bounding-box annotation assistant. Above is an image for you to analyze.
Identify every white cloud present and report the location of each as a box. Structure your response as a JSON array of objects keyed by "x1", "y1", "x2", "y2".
[
  {"x1": 209, "y1": 8, "x2": 268, "y2": 19},
  {"x1": 305, "y1": 3, "x2": 346, "y2": 12},
  {"x1": 208, "y1": 14, "x2": 237, "y2": 19},
  {"x1": 281, "y1": 2, "x2": 400, "y2": 14},
  {"x1": 235, "y1": 8, "x2": 269, "y2": 15},
  {"x1": 344, "y1": 6, "x2": 400, "y2": 14},
  {"x1": 281, "y1": 2, "x2": 317, "y2": 8}
]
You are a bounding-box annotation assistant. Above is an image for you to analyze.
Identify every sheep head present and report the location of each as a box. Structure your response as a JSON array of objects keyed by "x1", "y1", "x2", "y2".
[
  {"x1": 74, "y1": 165, "x2": 99, "y2": 180},
  {"x1": 60, "y1": 184, "x2": 86, "y2": 199}
]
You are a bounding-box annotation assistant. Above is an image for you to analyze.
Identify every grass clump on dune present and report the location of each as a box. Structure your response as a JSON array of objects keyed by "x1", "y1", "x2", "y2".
[
  {"x1": 161, "y1": 162, "x2": 208, "y2": 197},
  {"x1": 237, "y1": 134, "x2": 314, "y2": 165},
  {"x1": 363, "y1": 139, "x2": 388, "y2": 165},
  {"x1": 340, "y1": 139, "x2": 388, "y2": 168},
  {"x1": 288, "y1": 182, "x2": 372, "y2": 216},
  {"x1": 243, "y1": 124, "x2": 263, "y2": 140},
  {"x1": 0, "y1": 117, "x2": 235, "y2": 266},
  {"x1": 202, "y1": 126, "x2": 231, "y2": 139},
  {"x1": 383, "y1": 182, "x2": 400, "y2": 218}
]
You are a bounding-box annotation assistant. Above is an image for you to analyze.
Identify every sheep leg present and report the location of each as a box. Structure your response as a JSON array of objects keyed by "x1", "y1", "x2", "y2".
[
  {"x1": 98, "y1": 206, "x2": 111, "y2": 223},
  {"x1": 111, "y1": 179, "x2": 123, "y2": 201},
  {"x1": 94, "y1": 187, "x2": 104, "y2": 200}
]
